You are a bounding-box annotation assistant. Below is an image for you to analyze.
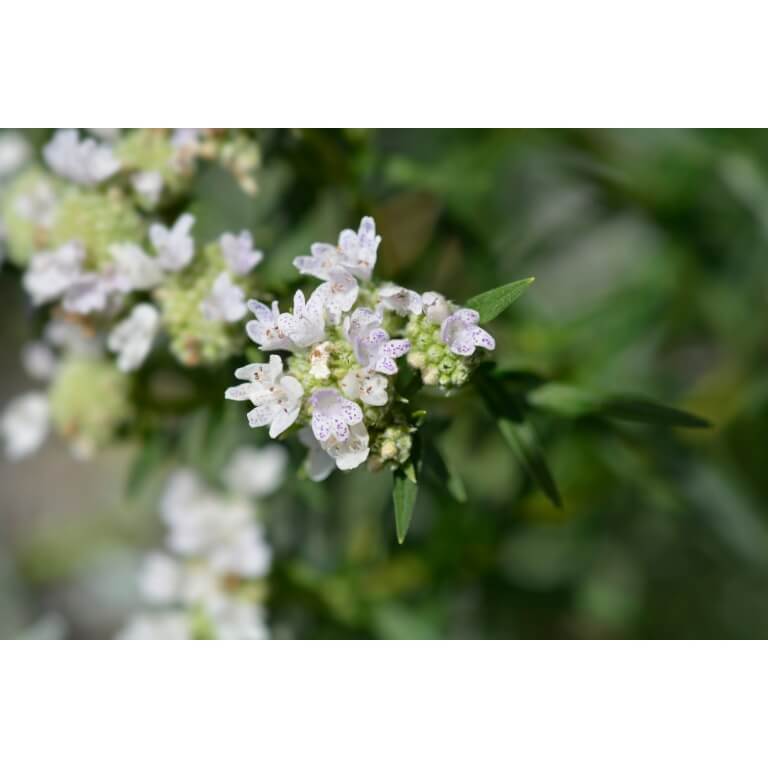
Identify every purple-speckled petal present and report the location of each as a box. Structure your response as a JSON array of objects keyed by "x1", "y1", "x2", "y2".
[
  {"x1": 312, "y1": 412, "x2": 332, "y2": 442},
  {"x1": 381, "y1": 339, "x2": 411, "y2": 359},
  {"x1": 471, "y1": 327, "x2": 495, "y2": 351},
  {"x1": 341, "y1": 401, "x2": 363, "y2": 424},
  {"x1": 375, "y1": 357, "x2": 398, "y2": 375}
]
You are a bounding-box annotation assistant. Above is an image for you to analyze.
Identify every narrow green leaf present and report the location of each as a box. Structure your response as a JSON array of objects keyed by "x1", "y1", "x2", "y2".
[
  {"x1": 125, "y1": 432, "x2": 170, "y2": 498},
  {"x1": 601, "y1": 396, "x2": 711, "y2": 429},
  {"x1": 393, "y1": 470, "x2": 419, "y2": 544},
  {"x1": 497, "y1": 418, "x2": 563, "y2": 509},
  {"x1": 466, "y1": 277, "x2": 535, "y2": 323},
  {"x1": 422, "y1": 442, "x2": 467, "y2": 503}
]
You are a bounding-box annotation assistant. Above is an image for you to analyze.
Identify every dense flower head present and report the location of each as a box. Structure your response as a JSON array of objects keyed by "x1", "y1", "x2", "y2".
[{"x1": 226, "y1": 215, "x2": 498, "y2": 480}]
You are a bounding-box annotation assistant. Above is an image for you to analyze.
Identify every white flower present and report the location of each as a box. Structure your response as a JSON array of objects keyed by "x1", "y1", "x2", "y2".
[
  {"x1": 224, "y1": 445, "x2": 288, "y2": 498},
  {"x1": 299, "y1": 427, "x2": 337, "y2": 481},
  {"x1": 118, "y1": 611, "x2": 190, "y2": 640},
  {"x1": 43, "y1": 129, "x2": 120, "y2": 185},
  {"x1": 211, "y1": 600, "x2": 268, "y2": 640},
  {"x1": 107, "y1": 303, "x2": 160, "y2": 372},
  {"x1": 21, "y1": 342, "x2": 57, "y2": 381},
  {"x1": 441, "y1": 309, "x2": 496, "y2": 356},
  {"x1": 299, "y1": 420, "x2": 370, "y2": 476},
  {"x1": 149, "y1": 213, "x2": 195, "y2": 271},
  {"x1": 23, "y1": 242, "x2": 85, "y2": 305},
  {"x1": 225, "y1": 354, "x2": 303, "y2": 438},
  {"x1": 44, "y1": 318, "x2": 99, "y2": 356},
  {"x1": 378, "y1": 283, "x2": 423, "y2": 316},
  {"x1": 341, "y1": 368, "x2": 389, "y2": 406},
  {"x1": 1, "y1": 392, "x2": 49, "y2": 460},
  {"x1": 245, "y1": 299, "x2": 295, "y2": 352},
  {"x1": 110, "y1": 243, "x2": 164, "y2": 290},
  {"x1": 277, "y1": 289, "x2": 326, "y2": 348},
  {"x1": 139, "y1": 552, "x2": 181, "y2": 604},
  {"x1": 422, "y1": 291, "x2": 452, "y2": 325},
  {"x1": 200, "y1": 272, "x2": 247, "y2": 323},
  {"x1": 309, "y1": 388, "x2": 363, "y2": 443},
  {"x1": 0, "y1": 132, "x2": 30, "y2": 178},
  {"x1": 14, "y1": 178, "x2": 57, "y2": 228},
  {"x1": 60, "y1": 267, "x2": 130, "y2": 315},
  {"x1": 293, "y1": 216, "x2": 380, "y2": 282},
  {"x1": 315, "y1": 268, "x2": 359, "y2": 324},
  {"x1": 131, "y1": 170, "x2": 164, "y2": 206},
  {"x1": 309, "y1": 341, "x2": 333, "y2": 380},
  {"x1": 344, "y1": 307, "x2": 410, "y2": 375},
  {"x1": 220, "y1": 231, "x2": 263, "y2": 275}
]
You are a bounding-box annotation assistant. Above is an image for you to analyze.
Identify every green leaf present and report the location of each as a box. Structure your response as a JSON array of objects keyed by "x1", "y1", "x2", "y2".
[
  {"x1": 601, "y1": 396, "x2": 710, "y2": 428},
  {"x1": 466, "y1": 277, "x2": 535, "y2": 323},
  {"x1": 422, "y1": 442, "x2": 467, "y2": 503},
  {"x1": 125, "y1": 432, "x2": 171, "y2": 498},
  {"x1": 393, "y1": 469, "x2": 419, "y2": 544},
  {"x1": 497, "y1": 419, "x2": 563, "y2": 509}
]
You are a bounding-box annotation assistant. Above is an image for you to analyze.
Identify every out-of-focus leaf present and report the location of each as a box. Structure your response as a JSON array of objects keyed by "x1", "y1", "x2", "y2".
[
  {"x1": 422, "y1": 442, "x2": 467, "y2": 503},
  {"x1": 466, "y1": 277, "x2": 535, "y2": 323},
  {"x1": 497, "y1": 418, "x2": 563, "y2": 509},
  {"x1": 393, "y1": 469, "x2": 418, "y2": 544},
  {"x1": 528, "y1": 383, "x2": 602, "y2": 417},
  {"x1": 125, "y1": 431, "x2": 171, "y2": 498}
]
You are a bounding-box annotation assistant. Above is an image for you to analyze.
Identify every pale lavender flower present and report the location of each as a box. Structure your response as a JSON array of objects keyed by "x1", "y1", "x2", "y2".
[
  {"x1": 200, "y1": 272, "x2": 247, "y2": 323},
  {"x1": 245, "y1": 299, "x2": 296, "y2": 352},
  {"x1": 225, "y1": 354, "x2": 304, "y2": 438},
  {"x1": 110, "y1": 243, "x2": 164, "y2": 291},
  {"x1": 340, "y1": 368, "x2": 389, "y2": 406},
  {"x1": 299, "y1": 421, "x2": 370, "y2": 475},
  {"x1": 23, "y1": 242, "x2": 85, "y2": 305},
  {"x1": 131, "y1": 170, "x2": 164, "y2": 206},
  {"x1": 344, "y1": 307, "x2": 410, "y2": 375},
  {"x1": 316, "y1": 268, "x2": 359, "y2": 324},
  {"x1": 220, "y1": 231, "x2": 263, "y2": 275},
  {"x1": 440, "y1": 308, "x2": 496, "y2": 356},
  {"x1": 309, "y1": 388, "x2": 363, "y2": 443},
  {"x1": 149, "y1": 213, "x2": 195, "y2": 271},
  {"x1": 21, "y1": 341, "x2": 57, "y2": 381},
  {"x1": 1, "y1": 392, "x2": 49, "y2": 460},
  {"x1": 378, "y1": 283, "x2": 423, "y2": 316},
  {"x1": 139, "y1": 552, "x2": 181, "y2": 604},
  {"x1": 14, "y1": 178, "x2": 57, "y2": 228},
  {"x1": 277, "y1": 289, "x2": 326, "y2": 348},
  {"x1": 0, "y1": 132, "x2": 30, "y2": 178},
  {"x1": 299, "y1": 427, "x2": 336, "y2": 481},
  {"x1": 61, "y1": 267, "x2": 130, "y2": 315},
  {"x1": 43, "y1": 129, "x2": 120, "y2": 185},
  {"x1": 107, "y1": 303, "x2": 160, "y2": 372}
]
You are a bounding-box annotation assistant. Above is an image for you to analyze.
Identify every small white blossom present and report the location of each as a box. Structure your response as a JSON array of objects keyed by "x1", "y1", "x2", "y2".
[
  {"x1": 344, "y1": 307, "x2": 410, "y2": 375},
  {"x1": 309, "y1": 388, "x2": 363, "y2": 443},
  {"x1": 107, "y1": 303, "x2": 160, "y2": 372},
  {"x1": 212, "y1": 600, "x2": 268, "y2": 640},
  {"x1": 1, "y1": 392, "x2": 49, "y2": 460},
  {"x1": 422, "y1": 291, "x2": 453, "y2": 325},
  {"x1": 220, "y1": 230, "x2": 263, "y2": 275},
  {"x1": 139, "y1": 552, "x2": 181, "y2": 604},
  {"x1": 224, "y1": 444, "x2": 288, "y2": 498},
  {"x1": 60, "y1": 267, "x2": 130, "y2": 315},
  {"x1": 110, "y1": 243, "x2": 164, "y2": 290},
  {"x1": 225, "y1": 354, "x2": 304, "y2": 438},
  {"x1": 200, "y1": 272, "x2": 247, "y2": 323},
  {"x1": 118, "y1": 611, "x2": 190, "y2": 640},
  {"x1": 316, "y1": 268, "x2": 359, "y2": 324},
  {"x1": 131, "y1": 170, "x2": 164, "y2": 206},
  {"x1": 44, "y1": 318, "x2": 99, "y2": 356},
  {"x1": 0, "y1": 132, "x2": 30, "y2": 178},
  {"x1": 341, "y1": 368, "x2": 389, "y2": 406},
  {"x1": 441, "y1": 308, "x2": 496, "y2": 356},
  {"x1": 14, "y1": 179, "x2": 58, "y2": 228},
  {"x1": 21, "y1": 342, "x2": 57, "y2": 381},
  {"x1": 299, "y1": 427, "x2": 337, "y2": 481},
  {"x1": 149, "y1": 213, "x2": 195, "y2": 272},
  {"x1": 245, "y1": 299, "x2": 296, "y2": 352},
  {"x1": 309, "y1": 341, "x2": 333, "y2": 380},
  {"x1": 43, "y1": 129, "x2": 120, "y2": 185},
  {"x1": 322, "y1": 421, "x2": 370, "y2": 471},
  {"x1": 378, "y1": 283, "x2": 423, "y2": 316},
  {"x1": 277, "y1": 289, "x2": 326, "y2": 348},
  {"x1": 23, "y1": 242, "x2": 85, "y2": 305}
]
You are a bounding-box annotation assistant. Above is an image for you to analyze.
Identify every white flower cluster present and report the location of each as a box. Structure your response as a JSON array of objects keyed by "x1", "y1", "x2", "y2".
[
  {"x1": 226, "y1": 216, "x2": 496, "y2": 479},
  {"x1": 119, "y1": 446, "x2": 286, "y2": 640}
]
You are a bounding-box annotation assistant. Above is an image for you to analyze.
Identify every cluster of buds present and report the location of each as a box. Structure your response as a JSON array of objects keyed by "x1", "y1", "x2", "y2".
[
  {"x1": 119, "y1": 446, "x2": 285, "y2": 640},
  {"x1": 226, "y1": 216, "x2": 496, "y2": 479}
]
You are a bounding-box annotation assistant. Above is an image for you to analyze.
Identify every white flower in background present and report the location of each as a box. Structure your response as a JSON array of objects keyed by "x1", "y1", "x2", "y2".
[
  {"x1": 220, "y1": 230, "x2": 263, "y2": 275},
  {"x1": 21, "y1": 341, "x2": 57, "y2": 381},
  {"x1": 171, "y1": 128, "x2": 202, "y2": 152},
  {"x1": 1, "y1": 392, "x2": 49, "y2": 460},
  {"x1": 299, "y1": 427, "x2": 336, "y2": 481},
  {"x1": 0, "y1": 132, "x2": 30, "y2": 177},
  {"x1": 225, "y1": 354, "x2": 303, "y2": 437},
  {"x1": 139, "y1": 552, "x2": 181, "y2": 604},
  {"x1": 44, "y1": 318, "x2": 99, "y2": 357},
  {"x1": 309, "y1": 388, "x2": 363, "y2": 443},
  {"x1": 293, "y1": 242, "x2": 343, "y2": 281},
  {"x1": 378, "y1": 283, "x2": 423, "y2": 316},
  {"x1": 224, "y1": 444, "x2": 288, "y2": 498},
  {"x1": 200, "y1": 272, "x2": 247, "y2": 322},
  {"x1": 107, "y1": 303, "x2": 160, "y2": 372},
  {"x1": 341, "y1": 368, "x2": 389, "y2": 406},
  {"x1": 278, "y1": 289, "x2": 326, "y2": 348},
  {"x1": 60, "y1": 267, "x2": 130, "y2": 315},
  {"x1": 110, "y1": 243, "x2": 164, "y2": 290},
  {"x1": 422, "y1": 291, "x2": 452, "y2": 325},
  {"x1": 88, "y1": 128, "x2": 121, "y2": 141},
  {"x1": 441, "y1": 309, "x2": 496, "y2": 356},
  {"x1": 23, "y1": 241, "x2": 85, "y2": 305},
  {"x1": 131, "y1": 170, "x2": 164, "y2": 206},
  {"x1": 344, "y1": 307, "x2": 410, "y2": 375},
  {"x1": 316, "y1": 268, "x2": 359, "y2": 324},
  {"x1": 212, "y1": 600, "x2": 268, "y2": 640},
  {"x1": 43, "y1": 129, "x2": 120, "y2": 186},
  {"x1": 245, "y1": 299, "x2": 295, "y2": 352},
  {"x1": 118, "y1": 612, "x2": 190, "y2": 640},
  {"x1": 14, "y1": 178, "x2": 58, "y2": 228},
  {"x1": 149, "y1": 212, "x2": 195, "y2": 271}
]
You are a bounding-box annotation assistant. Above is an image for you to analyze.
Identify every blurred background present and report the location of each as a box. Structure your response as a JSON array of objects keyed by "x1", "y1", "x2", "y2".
[{"x1": 1, "y1": 128, "x2": 767, "y2": 639}]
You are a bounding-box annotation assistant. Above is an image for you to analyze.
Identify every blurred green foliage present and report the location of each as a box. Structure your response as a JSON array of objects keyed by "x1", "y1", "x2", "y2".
[{"x1": 3, "y1": 129, "x2": 768, "y2": 638}]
